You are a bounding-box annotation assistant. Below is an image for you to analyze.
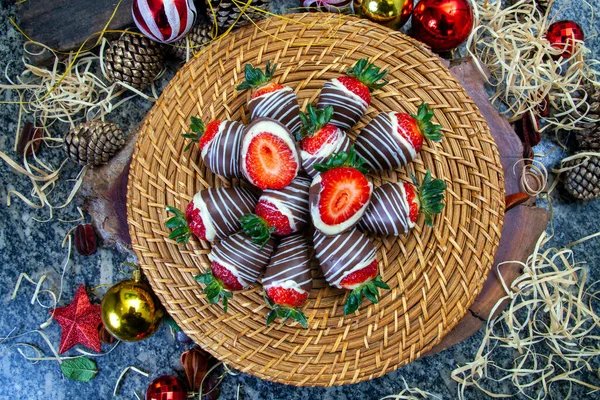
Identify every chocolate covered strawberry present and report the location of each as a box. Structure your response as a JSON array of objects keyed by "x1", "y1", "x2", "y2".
[
  {"x1": 309, "y1": 147, "x2": 373, "y2": 235},
  {"x1": 317, "y1": 58, "x2": 389, "y2": 130},
  {"x1": 240, "y1": 175, "x2": 311, "y2": 245},
  {"x1": 236, "y1": 61, "x2": 302, "y2": 133},
  {"x1": 359, "y1": 170, "x2": 446, "y2": 235},
  {"x1": 182, "y1": 116, "x2": 245, "y2": 179},
  {"x1": 297, "y1": 104, "x2": 352, "y2": 178},
  {"x1": 166, "y1": 187, "x2": 258, "y2": 245},
  {"x1": 313, "y1": 228, "x2": 389, "y2": 315},
  {"x1": 355, "y1": 103, "x2": 443, "y2": 171},
  {"x1": 262, "y1": 234, "x2": 312, "y2": 328},
  {"x1": 195, "y1": 232, "x2": 275, "y2": 312},
  {"x1": 241, "y1": 118, "x2": 301, "y2": 190}
]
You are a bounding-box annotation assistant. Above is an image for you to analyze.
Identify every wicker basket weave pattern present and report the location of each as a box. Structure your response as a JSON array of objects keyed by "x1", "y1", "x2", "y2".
[{"x1": 127, "y1": 13, "x2": 505, "y2": 386}]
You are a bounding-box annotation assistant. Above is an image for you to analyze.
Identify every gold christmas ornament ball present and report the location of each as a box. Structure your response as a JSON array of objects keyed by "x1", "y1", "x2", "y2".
[
  {"x1": 353, "y1": 0, "x2": 413, "y2": 29},
  {"x1": 101, "y1": 277, "x2": 164, "y2": 342}
]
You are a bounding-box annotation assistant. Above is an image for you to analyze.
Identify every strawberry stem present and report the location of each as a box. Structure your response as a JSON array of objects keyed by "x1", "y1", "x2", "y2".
[
  {"x1": 410, "y1": 102, "x2": 443, "y2": 142},
  {"x1": 166, "y1": 206, "x2": 192, "y2": 246},
  {"x1": 195, "y1": 269, "x2": 234, "y2": 313},
  {"x1": 345, "y1": 58, "x2": 389, "y2": 92},
  {"x1": 313, "y1": 145, "x2": 368, "y2": 175},
  {"x1": 410, "y1": 170, "x2": 447, "y2": 227},
  {"x1": 297, "y1": 105, "x2": 334, "y2": 140},
  {"x1": 181, "y1": 116, "x2": 206, "y2": 152},
  {"x1": 240, "y1": 213, "x2": 275, "y2": 247},
  {"x1": 343, "y1": 275, "x2": 389, "y2": 315},
  {"x1": 236, "y1": 60, "x2": 277, "y2": 91}
]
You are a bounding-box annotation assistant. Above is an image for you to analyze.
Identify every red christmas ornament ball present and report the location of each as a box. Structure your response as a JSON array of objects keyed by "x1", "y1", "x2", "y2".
[
  {"x1": 411, "y1": 0, "x2": 474, "y2": 53},
  {"x1": 145, "y1": 375, "x2": 188, "y2": 400},
  {"x1": 546, "y1": 20, "x2": 585, "y2": 59},
  {"x1": 132, "y1": 0, "x2": 197, "y2": 43}
]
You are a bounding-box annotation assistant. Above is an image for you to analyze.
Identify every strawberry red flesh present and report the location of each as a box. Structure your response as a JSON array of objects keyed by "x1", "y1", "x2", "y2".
[
  {"x1": 301, "y1": 124, "x2": 339, "y2": 155},
  {"x1": 266, "y1": 286, "x2": 308, "y2": 308},
  {"x1": 211, "y1": 261, "x2": 244, "y2": 291},
  {"x1": 185, "y1": 202, "x2": 206, "y2": 240},
  {"x1": 198, "y1": 120, "x2": 221, "y2": 151},
  {"x1": 340, "y1": 259, "x2": 378, "y2": 289},
  {"x1": 338, "y1": 76, "x2": 371, "y2": 105},
  {"x1": 404, "y1": 182, "x2": 420, "y2": 223},
  {"x1": 255, "y1": 200, "x2": 293, "y2": 236},
  {"x1": 245, "y1": 132, "x2": 298, "y2": 190},
  {"x1": 252, "y1": 82, "x2": 284, "y2": 99},
  {"x1": 395, "y1": 113, "x2": 423, "y2": 153},
  {"x1": 318, "y1": 167, "x2": 371, "y2": 225}
]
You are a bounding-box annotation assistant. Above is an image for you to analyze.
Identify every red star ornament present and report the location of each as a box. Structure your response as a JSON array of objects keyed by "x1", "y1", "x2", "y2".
[{"x1": 51, "y1": 284, "x2": 102, "y2": 353}]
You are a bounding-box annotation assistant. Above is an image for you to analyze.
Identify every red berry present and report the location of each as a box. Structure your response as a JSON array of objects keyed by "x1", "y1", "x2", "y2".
[
  {"x1": 338, "y1": 76, "x2": 371, "y2": 105},
  {"x1": 300, "y1": 124, "x2": 339, "y2": 155},
  {"x1": 318, "y1": 167, "x2": 371, "y2": 226},
  {"x1": 266, "y1": 286, "x2": 309, "y2": 308},
  {"x1": 252, "y1": 82, "x2": 284, "y2": 99},
  {"x1": 395, "y1": 113, "x2": 424, "y2": 153},
  {"x1": 340, "y1": 259, "x2": 378, "y2": 289},
  {"x1": 404, "y1": 182, "x2": 419, "y2": 223},
  {"x1": 245, "y1": 132, "x2": 298, "y2": 190},
  {"x1": 186, "y1": 202, "x2": 206, "y2": 240},
  {"x1": 255, "y1": 200, "x2": 293, "y2": 236},
  {"x1": 198, "y1": 120, "x2": 221, "y2": 151},
  {"x1": 211, "y1": 261, "x2": 244, "y2": 291}
]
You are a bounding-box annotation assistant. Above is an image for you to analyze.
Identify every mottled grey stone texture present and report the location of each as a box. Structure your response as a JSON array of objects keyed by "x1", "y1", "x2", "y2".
[{"x1": 1, "y1": 0, "x2": 599, "y2": 399}]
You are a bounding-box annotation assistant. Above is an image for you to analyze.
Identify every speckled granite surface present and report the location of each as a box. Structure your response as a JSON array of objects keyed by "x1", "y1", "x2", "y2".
[{"x1": 1, "y1": 0, "x2": 599, "y2": 399}]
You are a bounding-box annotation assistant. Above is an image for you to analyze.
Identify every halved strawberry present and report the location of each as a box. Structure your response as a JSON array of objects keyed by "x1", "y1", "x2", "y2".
[
  {"x1": 339, "y1": 59, "x2": 389, "y2": 105},
  {"x1": 255, "y1": 200, "x2": 293, "y2": 236},
  {"x1": 311, "y1": 146, "x2": 372, "y2": 235},
  {"x1": 318, "y1": 167, "x2": 371, "y2": 226},
  {"x1": 265, "y1": 286, "x2": 308, "y2": 308},
  {"x1": 181, "y1": 116, "x2": 221, "y2": 152},
  {"x1": 395, "y1": 103, "x2": 443, "y2": 153}
]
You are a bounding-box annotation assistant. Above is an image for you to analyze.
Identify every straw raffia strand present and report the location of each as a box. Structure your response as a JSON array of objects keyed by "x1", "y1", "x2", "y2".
[
  {"x1": 467, "y1": 0, "x2": 600, "y2": 132},
  {"x1": 127, "y1": 13, "x2": 505, "y2": 386}
]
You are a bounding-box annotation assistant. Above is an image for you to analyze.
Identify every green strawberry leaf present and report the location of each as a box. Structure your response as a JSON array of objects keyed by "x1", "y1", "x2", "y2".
[
  {"x1": 344, "y1": 290, "x2": 361, "y2": 315},
  {"x1": 266, "y1": 309, "x2": 278, "y2": 326},
  {"x1": 60, "y1": 357, "x2": 98, "y2": 382},
  {"x1": 372, "y1": 275, "x2": 390, "y2": 290},
  {"x1": 362, "y1": 284, "x2": 379, "y2": 304}
]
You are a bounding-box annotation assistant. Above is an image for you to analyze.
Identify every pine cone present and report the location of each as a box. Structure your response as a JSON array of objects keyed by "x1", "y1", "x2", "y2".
[
  {"x1": 563, "y1": 155, "x2": 600, "y2": 200},
  {"x1": 104, "y1": 34, "x2": 165, "y2": 91},
  {"x1": 564, "y1": 83, "x2": 600, "y2": 152},
  {"x1": 171, "y1": 18, "x2": 215, "y2": 60},
  {"x1": 63, "y1": 121, "x2": 126, "y2": 167},
  {"x1": 207, "y1": 0, "x2": 270, "y2": 32}
]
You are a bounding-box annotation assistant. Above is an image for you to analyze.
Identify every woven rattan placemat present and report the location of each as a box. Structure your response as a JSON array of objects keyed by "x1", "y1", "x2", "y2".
[{"x1": 127, "y1": 13, "x2": 505, "y2": 386}]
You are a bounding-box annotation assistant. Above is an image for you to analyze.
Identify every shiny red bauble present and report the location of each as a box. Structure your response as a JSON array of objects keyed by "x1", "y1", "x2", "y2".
[
  {"x1": 145, "y1": 375, "x2": 188, "y2": 400},
  {"x1": 411, "y1": 0, "x2": 474, "y2": 53},
  {"x1": 546, "y1": 20, "x2": 585, "y2": 59},
  {"x1": 132, "y1": 0, "x2": 197, "y2": 43}
]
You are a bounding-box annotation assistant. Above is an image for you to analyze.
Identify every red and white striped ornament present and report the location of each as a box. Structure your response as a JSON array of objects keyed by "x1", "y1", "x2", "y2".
[{"x1": 132, "y1": 0, "x2": 197, "y2": 43}]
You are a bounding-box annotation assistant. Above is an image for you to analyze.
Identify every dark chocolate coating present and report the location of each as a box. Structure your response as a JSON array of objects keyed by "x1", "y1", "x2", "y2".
[
  {"x1": 248, "y1": 87, "x2": 302, "y2": 133},
  {"x1": 358, "y1": 182, "x2": 412, "y2": 236},
  {"x1": 262, "y1": 234, "x2": 312, "y2": 293},
  {"x1": 313, "y1": 228, "x2": 377, "y2": 288},
  {"x1": 199, "y1": 187, "x2": 258, "y2": 240},
  {"x1": 260, "y1": 175, "x2": 311, "y2": 232},
  {"x1": 301, "y1": 131, "x2": 352, "y2": 178},
  {"x1": 355, "y1": 112, "x2": 416, "y2": 171},
  {"x1": 202, "y1": 120, "x2": 245, "y2": 179},
  {"x1": 317, "y1": 79, "x2": 368, "y2": 130},
  {"x1": 209, "y1": 232, "x2": 275, "y2": 288}
]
